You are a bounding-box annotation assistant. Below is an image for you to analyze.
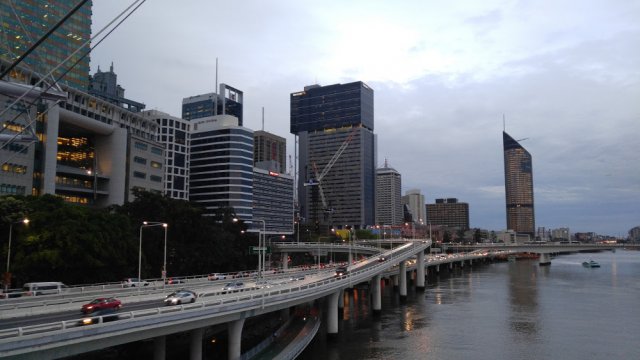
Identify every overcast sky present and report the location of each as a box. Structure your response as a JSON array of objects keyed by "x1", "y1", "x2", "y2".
[{"x1": 90, "y1": 0, "x2": 639, "y2": 237}]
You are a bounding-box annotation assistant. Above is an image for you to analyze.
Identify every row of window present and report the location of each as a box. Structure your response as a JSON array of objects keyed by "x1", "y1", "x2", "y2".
[
  {"x1": 132, "y1": 171, "x2": 162, "y2": 182},
  {"x1": 1, "y1": 163, "x2": 27, "y2": 174},
  {"x1": 0, "y1": 183, "x2": 27, "y2": 195},
  {"x1": 134, "y1": 141, "x2": 163, "y2": 155},
  {"x1": 133, "y1": 156, "x2": 162, "y2": 168}
]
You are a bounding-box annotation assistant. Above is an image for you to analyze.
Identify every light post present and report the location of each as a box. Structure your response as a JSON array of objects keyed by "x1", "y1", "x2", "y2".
[
  {"x1": 5, "y1": 218, "x2": 29, "y2": 292},
  {"x1": 138, "y1": 221, "x2": 168, "y2": 286},
  {"x1": 257, "y1": 219, "x2": 266, "y2": 280}
]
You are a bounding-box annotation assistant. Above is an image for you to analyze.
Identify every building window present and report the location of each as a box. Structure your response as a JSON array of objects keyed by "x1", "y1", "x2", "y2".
[
  {"x1": 150, "y1": 175, "x2": 162, "y2": 182},
  {"x1": 135, "y1": 142, "x2": 148, "y2": 150},
  {"x1": 151, "y1": 147, "x2": 163, "y2": 155},
  {"x1": 150, "y1": 161, "x2": 162, "y2": 169},
  {"x1": 133, "y1": 171, "x2": 146, "y2": 179},
  {"x1": 134, "y1": 156, "x2": 147, "y2": 165}
]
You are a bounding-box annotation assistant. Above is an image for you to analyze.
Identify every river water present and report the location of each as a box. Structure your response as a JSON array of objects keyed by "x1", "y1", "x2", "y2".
[{"x1": 300, "y1": 250, "x2": 640, "y2": 360}]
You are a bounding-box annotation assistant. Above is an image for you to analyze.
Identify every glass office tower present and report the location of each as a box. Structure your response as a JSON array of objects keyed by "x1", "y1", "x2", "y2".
[
  {"x1": 503, "y1": 131, "x2": 535, "y2": 236},
  {"x1": 0, "y1": 1, "x2": 92, "y2": 90},
  {"x1": 291, "y1": 82, "x2": 375, "y2": 229}
]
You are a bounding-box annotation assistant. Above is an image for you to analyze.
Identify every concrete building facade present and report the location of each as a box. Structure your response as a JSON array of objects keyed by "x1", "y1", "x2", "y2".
[
  {"x1": 375, "y1": 161, "x2": 402, "y2": 226},
  {"x1": 402, "y1": 189, "x2": 426, "y2": 225},
  {"x1": 426, "y1": 198, "x2": 470, "y2": 230},
  {"x1": 253, "y1": 130, "x2": 286, "y2": 174}
]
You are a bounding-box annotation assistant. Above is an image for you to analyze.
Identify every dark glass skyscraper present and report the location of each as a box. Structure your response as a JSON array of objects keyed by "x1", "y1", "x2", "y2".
[
  {"x1": 291, "y1": 82, "x2": 375, "y2": 229},
  {"x1": 0, "y1": 1, "x2": 92, "y2": 90},
  {"x1": 503, "y1": 131, "x2": 535, "y2": 236}
]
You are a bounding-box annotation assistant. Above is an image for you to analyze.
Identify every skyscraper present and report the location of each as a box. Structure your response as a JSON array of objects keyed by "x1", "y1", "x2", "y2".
[
  {"x1": 503, "y1": 131, "x2": 535, "y2": 236},
  {"x1": 376, "y1": 161, "x2": 402, "y2": 226},
  {"x1": 182, "y1": 83, "x2": 243, "y2": 124},
  {"x1": 254, "y1": 130, "x2": 286, "y2": 174},
  {"x1": 189, "y1": 115, "x2": 253, "y2": 222},
  {"x1": 426, "y1": 198, "x2": 470, "y2": 229},
  {"x1": 401, "y1": 189, "x2": 426, "y2": 225},
  {"x1": 0, "y1": 1, "x2": 92, "y2": 90},
  {"x1": 290, "y1": 82, "x2": 375, "y2": 229}
]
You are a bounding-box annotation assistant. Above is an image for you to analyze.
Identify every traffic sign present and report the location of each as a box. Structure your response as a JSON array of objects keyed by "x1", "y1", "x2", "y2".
[{"x1": 250, "y1": 246, "x2": 271, "y2": 254}]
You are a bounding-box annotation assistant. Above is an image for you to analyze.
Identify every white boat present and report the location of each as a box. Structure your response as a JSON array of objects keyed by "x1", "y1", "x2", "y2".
[{"x1": 582, "y1": 260, "x2": 600, "y2": 268}]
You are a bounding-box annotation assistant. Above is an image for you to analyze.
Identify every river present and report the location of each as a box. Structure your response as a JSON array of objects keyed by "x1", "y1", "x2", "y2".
[{"x1": 300, "y1": 250, "x2": 640, "y2": 360}]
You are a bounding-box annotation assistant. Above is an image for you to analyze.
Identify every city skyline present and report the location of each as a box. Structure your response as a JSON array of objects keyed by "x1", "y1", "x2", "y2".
[{"x1": 90, "y1": 0, "x2": 639, "y2": 235}]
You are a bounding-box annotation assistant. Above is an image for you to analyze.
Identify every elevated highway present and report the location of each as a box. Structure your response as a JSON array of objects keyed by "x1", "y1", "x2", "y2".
[{"x1": 0, "y1": 241, "x2": 429, "y2": 360}]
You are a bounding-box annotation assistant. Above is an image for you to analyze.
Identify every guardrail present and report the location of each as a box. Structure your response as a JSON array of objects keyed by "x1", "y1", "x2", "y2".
[{"x1": 0, "y1": 240, "x2": 428, "y2": 353}]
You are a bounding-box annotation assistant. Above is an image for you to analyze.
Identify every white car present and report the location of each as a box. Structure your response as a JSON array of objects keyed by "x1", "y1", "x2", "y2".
[
  {"x1": 208, "y1": 273, "x2": 227, "y2": 281},
  {"x1": 164, "y1": 290, "x2": 197, "y2": 305},
  {"x1": 222, "y1": 281, "x2": 245, "y2": 291},
  {"x1": 122, "y1": 278, "x2": 149, "y2": 287}
]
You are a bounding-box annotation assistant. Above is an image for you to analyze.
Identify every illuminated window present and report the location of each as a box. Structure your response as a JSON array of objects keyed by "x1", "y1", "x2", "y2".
[{"x1": 150, "y1": 161, "x2": 162, "y2": 169}]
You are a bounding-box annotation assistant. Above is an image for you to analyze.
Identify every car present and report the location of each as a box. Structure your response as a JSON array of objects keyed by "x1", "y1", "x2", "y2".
[
  {"x1": 289, "y1": 275, "x2": 306, "y2": 281},
  {"x1": 122, "y1": 278, "x2": 149, "y2": 287},
  {"x1": 165, "y1": 277, "x2": 185, "y2": 285},
  {"x1": 164, "y1": 290, "x2": 197, "y2": 305},
  {"x1": 208, "y1": 273, "x2": 227, "y2": 281},
  {"x1": 335, "y1": 267, "x2": 348, "y2": 277},
  {"x1": 378, "y1": 256, "x2": 387, "y2": 262},
  {"x1": 222, "y1": 281, "x2": 245, "y2": 291},
  {"x1": 79, "y1": 308, "x2": 120, "y2": 326},
  {"x1": 81, "y1": 297, "x2": 122, "y2": 314}
]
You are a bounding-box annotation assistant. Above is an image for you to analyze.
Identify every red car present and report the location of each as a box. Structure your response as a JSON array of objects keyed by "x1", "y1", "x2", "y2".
[{"x1": 81, "y1": 297, "x2": 122, "y2": 314}]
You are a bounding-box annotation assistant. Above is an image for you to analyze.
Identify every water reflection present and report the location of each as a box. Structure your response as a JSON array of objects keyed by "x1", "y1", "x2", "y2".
[{"x1": 507, "y1": 260, "x2": 540, "y2": 337}]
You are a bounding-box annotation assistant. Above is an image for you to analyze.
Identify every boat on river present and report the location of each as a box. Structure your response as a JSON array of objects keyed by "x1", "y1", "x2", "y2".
[{"x1": 582, "y1": 260, "x2": 600, "y2": 268}]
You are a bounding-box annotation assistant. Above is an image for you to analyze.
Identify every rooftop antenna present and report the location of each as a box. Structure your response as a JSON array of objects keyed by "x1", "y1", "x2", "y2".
[
  {"x1": 384, "y1": 157, "x2": 388, "y2": 168},
  {"x1": 503, "y1": 114, "x2": 506, "y2": 132},
  {"x1": 214, "y1": 57, "x2": 219, "y2": 115},
  {"x1": 262, "y1": 107, "x2": 265, "y2": 131}
]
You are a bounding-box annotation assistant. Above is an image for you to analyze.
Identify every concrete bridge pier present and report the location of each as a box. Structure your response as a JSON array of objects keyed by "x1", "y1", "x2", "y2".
[
  {"x1": 372, "y1": 275, "x2": 382, "y2": 314},
  {"x1": 282, "y1": 251, "x2": 288, "y2": 270},
  {"x1": 399, "y1": 261, "x2": 407, "y2": 300},
  {"x1": 460, "y1": 260, "x2": 464, "y2": 268},
  {"x1": 391, "y1": 274, "x2": 399, "y2": 288},
  {"x1": 448, "y1": 262, "x2": 453, "y2": 272},
  {"x1": 539, "y1": 253, "x2": 551, "y2": 266},
  {"x1": 436, "y1": 264, "x2": 440, "y2": 273},
  {"x1": 190, "y1": 327, "x2": 204, "y2": 360},
  {"x1": 338, "y1": 289, "x2": 345, "y2": 309},
  {"x1": 154, "y1": 335, "x2": 166, "y2": 360},
  {"x1": 327, "y1": 291, "x2": 340, "y2": 335},
  {"x1": 228, "y1": 319, "x2": 245, "y2": 360},
  {"x1": 416, "y1": 253, "x2": 425, "y2": 290}
]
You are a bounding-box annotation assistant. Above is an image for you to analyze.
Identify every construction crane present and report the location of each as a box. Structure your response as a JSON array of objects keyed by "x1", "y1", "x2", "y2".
[{"x1": 304, "y1": 126, "x2": 359, "y2": 221}]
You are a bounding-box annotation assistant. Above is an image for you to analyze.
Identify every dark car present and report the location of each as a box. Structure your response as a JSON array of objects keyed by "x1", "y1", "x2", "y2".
[
  {"x1": 79, "y1": 308, "x2": 120, "y2": 326},
  {"x1": 81, "y1": 297, "x2": 122, "y2": 314},
  {"x1": 335, "y1": 267, "x2": 349, "y2": 277}
]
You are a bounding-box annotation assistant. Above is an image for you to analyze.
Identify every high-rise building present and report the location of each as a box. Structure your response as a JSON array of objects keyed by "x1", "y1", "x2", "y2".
[
  {"x1": 89, "y1": 63, "x2": 146, "y2": 112},
  {"x1": 290, "y1": 82, "x2": 376, "y2": 229},
  {"x1": 254, "y1": 130, "x2": 286, "y2": 174},
  {"x1": 253, "y1": 161, "x2": 294, "y2": 234},
  {"x1": 426, "y1": 198, "x2": 470, "y2": 229},
  {"x1": 143, "y1": 110, "x2": 191, "y2": 200},
  {"x1": 0, "y1": 1, "x2": 92, "y2": 91},
  {"x1": 376, "y1": 160, "x2": 402, "y2": 226},
  {"x1": 503, "y1": 131, "x2": 535, "y2": 235},
  {"x1": 1, "y1": 2, "x2": 165, "y2": 206},
  {"x1": 402, "y1": 189, "x2": 426, "y2": 225},
  {"x1": 189, "y1": 115, "x2": 253, "y2": 222},
  {"x1": 182, "y1": 84, "x2": 243, "y2": 124}
]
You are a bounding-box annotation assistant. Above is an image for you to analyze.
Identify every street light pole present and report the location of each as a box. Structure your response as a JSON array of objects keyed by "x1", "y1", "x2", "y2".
[
  {"x1": 257, "y1": 219, "x2": 266, "y2": 280},
  {"x1": 5, "y1": 218, "x2": 28, "y2": 292},
  {"x1": 138, "y1": 221, "x2": 168, "y2": 285}
]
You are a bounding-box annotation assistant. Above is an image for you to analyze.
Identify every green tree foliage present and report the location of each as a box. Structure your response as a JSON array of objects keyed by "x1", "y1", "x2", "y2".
[{"x1": 1, "y1": 190, "x2": 253, "y2": 287}]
